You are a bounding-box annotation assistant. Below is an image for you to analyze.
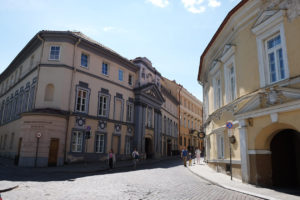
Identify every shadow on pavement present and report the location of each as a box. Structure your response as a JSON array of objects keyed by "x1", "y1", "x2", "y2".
[{"x1": 0, "y1": 157, "x2": 182, "y2": 183}]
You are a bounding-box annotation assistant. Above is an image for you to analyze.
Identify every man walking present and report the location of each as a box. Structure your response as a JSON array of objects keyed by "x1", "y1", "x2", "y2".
[
  {"x1": 181, "y1": 148, "x2": 188, "y2": 167},
  {"x1": 132, "y1": 148, "x2": 139, "y2": 169}
]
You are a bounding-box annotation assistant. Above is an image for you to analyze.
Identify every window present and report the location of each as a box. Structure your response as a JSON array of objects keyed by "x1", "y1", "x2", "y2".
[
  {"x1": 3, "y1": 134, "x2": 7, "y2": 150},
  {"x1": 127, "y1": 103, "x2": 134, "y2": 122},
  {"x1": 147, "y1": 108, "x2": 152, "y2": 127},
  {"x1": 10, "y1": 133, "x2": 14, "y2": 149},
  {"x1": 213, "y1": 74, "x2": 222, "y2": 110},
  {"x1": 128, "y1": 74, "x2": 133, "y2": 86},
  {"x1": 75, "y1": 88, "x2": 89, "y2": 113},
  {"x1": 142, "y1": 68, "x2": 145, "y2": 79},
  {"x1": 224, "y1": 55, "x2": 237, "y2": 104},
  {"x1": 81, "y1": 53, "x2": 88, "y2": 68},
  {"x1": 102, "y1": 63, "x2": 108, "y2": 75},
  {"x1": 184, "y1": 117, "x2": 186, "y2": 128},
  {"x1": 45, "y1": 84, "x2": 54, "y2": 101},
  {"x1": 95, "y1": 133, "x2": 105, "y2": 153},
  {"x1": 266, "y1": 35, "x2": 285, "y2": 83},
  {"x1": 118, "y1": 70, "x2": 123, "y2": 81},
  {"x1": 184, "y1": 138, "x2": 186, "y2": 146},
  {"x1": 188, "y1": 120, "x2": 190, "y2": 129},
  {"x1": 217, "y1": 134, "x2": 225, "y2": 159},
  {"x1": 98, "y1": 95, "x2": 108, "y2": 117},
  {"x1": 49, "y1": 46, "x2": 60, "y2": 60},
  {"x1": 114, "y1": 98, "x2": 123, "y2": 121},
  {"x1": 252, "y1": 11, "x2": 289, "y2": 87},
  {"x1": 71, "y1": 131, "x2": 83, "y2": 152},
  {"x1": 191, "y1": 121, "x2": 193, "y2": 130},
  {"x1": 125, "y1": 136, "x2": 131, "y2": 155}
]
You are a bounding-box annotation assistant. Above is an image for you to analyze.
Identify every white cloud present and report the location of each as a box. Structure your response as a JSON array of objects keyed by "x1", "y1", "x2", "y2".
[
  {"x1": 208, "y1": 0, "x2": 221, "y2": 7},
  {"x1": 181, "y1": 0, "x2": 206, "y2": 13},
  {"x1": 147, "y1": 0, "x2": 169, "y2": 8}
]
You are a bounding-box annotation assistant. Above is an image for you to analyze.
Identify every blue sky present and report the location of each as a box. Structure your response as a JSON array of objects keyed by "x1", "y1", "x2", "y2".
[{"x1": 0, "y1": 0, "x2": 240, "y2": 101}]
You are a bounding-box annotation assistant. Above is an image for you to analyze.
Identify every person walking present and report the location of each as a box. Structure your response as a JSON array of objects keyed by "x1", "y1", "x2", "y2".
[
  {"x1": 181, "y1": 148, "x2": 188, "y2": 167},
  {"x1": 195, "y1": 148, "x2": 201, "y2": 165},
  {"x1": 107, "y1": 149, "x2": 116, "y2": 169},
  {"x1": 132, "y1": 148, "x2": 139, "y2": 169},
  {"x1": 188, "y1": 151, "x2": 192, "y2": 166}
]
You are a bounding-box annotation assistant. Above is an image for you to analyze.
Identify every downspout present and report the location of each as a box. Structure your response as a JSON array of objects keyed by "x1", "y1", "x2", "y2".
[
  {"x1": 178, "y1": 84, "x2": 183, "y2": 150},
  {"x1": 64, "y1": 37, "x2": 81, "y2": 163},
  {"x1": 34, "y1": 34, "x2": 45, "y2": 110}
]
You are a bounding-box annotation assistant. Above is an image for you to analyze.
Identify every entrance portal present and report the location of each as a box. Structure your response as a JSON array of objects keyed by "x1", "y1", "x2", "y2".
[
  {"x1": 145, "y1": 138, "x2": 152, "y2": 159},
  {"x1": 271, "y1": 129, "x2": 300, "y2": 188}
]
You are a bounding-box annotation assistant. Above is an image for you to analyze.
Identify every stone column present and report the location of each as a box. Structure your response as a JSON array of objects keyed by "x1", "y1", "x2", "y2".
[
  {"x1": 238, "y1": 119, "x2": 250, "y2": 183},
  {"x1": 153, "y1": 110, "x2": 162, "y2": 158}
]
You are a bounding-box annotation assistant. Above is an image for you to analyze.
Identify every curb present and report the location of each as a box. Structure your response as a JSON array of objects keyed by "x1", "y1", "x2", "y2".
[{"x1": 187, "y1": 166, "x2": 278, "y2": 200}]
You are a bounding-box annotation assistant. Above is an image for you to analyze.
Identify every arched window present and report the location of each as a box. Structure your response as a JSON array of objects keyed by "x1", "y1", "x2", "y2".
[{"x1": 44, "y1": 84, "x2": 54, "y2": 101}]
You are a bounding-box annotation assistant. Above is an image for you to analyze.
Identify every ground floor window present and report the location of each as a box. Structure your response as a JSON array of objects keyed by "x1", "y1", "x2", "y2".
[
  {"x1": 71, "y1": 131, "x2": 83, "y2": 152},
  {"x1": 125, "y1": 136, "x2": 131, "y2": 155},
  {"x1": 95, "y1": 134, "x2": 105, "y2": 153},
  {"x1": 217, "y1": 134, "x2": 224, "y2": 159}
]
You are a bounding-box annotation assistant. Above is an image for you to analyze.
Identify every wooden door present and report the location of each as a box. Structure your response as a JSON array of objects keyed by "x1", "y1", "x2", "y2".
[
  {"x1": 48, "y1": 138, "x2": 59, "y2": 166},
  {"x1": 112, "y1": 136, "x2": 119, "y2": 154}
]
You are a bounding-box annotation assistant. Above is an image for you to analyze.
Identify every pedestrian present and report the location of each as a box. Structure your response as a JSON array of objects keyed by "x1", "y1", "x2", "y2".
[
  {"x1": 108, "y1": 149, "x2": 116, "y2": 169},
  {"x1": 181, "y1": 148, "x2": 188, "y2": 167},
  {"x1": 188, "y1": 151, "x2": 192, "y2": 166},
  {"x1": 132, "y1": 148, "x2": 139, "y2": 169},
  {"x1": 195, "y1": 148, "x2": 201, "y2": 165}
]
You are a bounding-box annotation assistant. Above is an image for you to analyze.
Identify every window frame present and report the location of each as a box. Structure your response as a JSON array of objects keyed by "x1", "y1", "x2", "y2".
[
  {"x1": 80, "y1": 53, "x2": 89, "y2": 68},
  {"x1": 217, "y1": 133, "x2": 225, "y2": 159},
  {"x1": 75, "y1": 86, "x2": 90, "y2": 114},
  {"x1": 224, "y1": 55, "x2": 237, "y2": 104},
  {"x1": 71, "y1": 130, "x2": 84, "y2": 152},
  {"x1": 102, "y1": 62, "x2": 109, "y2": 76},
  {"x1": 98, "y1": 93, "x2": 110, "y2": 118},
  {"x1": 49, "y1": 46, "x2": 61, "y2": 61},
  {"x1": 118, "y1": 69, "x2": 124, "y2": 81},
  {"x1": 95, "y1": 133, "x2": 105, "y2": 153},
  {"x1": 126, "y1": 101, "x2": 134, "y2": 122},
  {"x1": 213, "y1": 72, "x2": 222, "y2": 110},
  {"x1": 252, "y1": 11, "x2": 289, "y2": 87}
]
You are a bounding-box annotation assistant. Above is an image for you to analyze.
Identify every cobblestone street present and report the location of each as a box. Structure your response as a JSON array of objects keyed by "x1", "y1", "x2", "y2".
[{"x1": 0, "y1": 159, "x2": 264, "y2": 200}]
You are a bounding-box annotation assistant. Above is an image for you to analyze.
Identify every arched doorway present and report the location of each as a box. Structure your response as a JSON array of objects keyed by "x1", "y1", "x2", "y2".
[
  {"x1": 145, "y1": 138, "x2": 152, "y2": 159},
  {"x1": 271, "y1": 129, "x2": 300, "y2": 188}
]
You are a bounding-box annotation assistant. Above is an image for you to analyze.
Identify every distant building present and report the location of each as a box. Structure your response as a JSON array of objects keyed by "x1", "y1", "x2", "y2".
[{"x1": 198, "y1": 0, "x2": 300, "y2": 187}]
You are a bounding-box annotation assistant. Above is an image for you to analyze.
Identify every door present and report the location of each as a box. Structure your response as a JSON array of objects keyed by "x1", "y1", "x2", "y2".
[
  {"x1": 14, "y1": 138, "x2": 22, "y2": 165},
  {"x1": 112, "y1": 136, "x2": 119, "y2": 154},
  {"x1": 48, "y1": 138, "x2": 59, "y2": 166}
]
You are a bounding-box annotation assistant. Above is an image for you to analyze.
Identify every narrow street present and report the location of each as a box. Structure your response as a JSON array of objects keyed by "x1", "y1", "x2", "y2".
[{"x1": 0, "y1": 159, "x2": 263, "y2": 200}]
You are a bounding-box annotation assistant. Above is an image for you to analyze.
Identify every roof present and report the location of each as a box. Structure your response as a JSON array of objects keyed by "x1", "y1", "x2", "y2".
[
  {"x1": 0, "y1": 30, "x2": 139, "y2": 82},
  {"x1": 197, "y1": 0, "x2": 249, "y2": 84}
]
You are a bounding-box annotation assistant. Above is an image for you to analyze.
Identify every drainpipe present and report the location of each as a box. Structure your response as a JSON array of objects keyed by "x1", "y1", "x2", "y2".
[
  {"x1": 34, "y1": 34, "x2": 45, "y2": 110},
  {"x1": 178, "y1": 84, "x2": 183, "y2": 150},
  {"x1": 64, "y1": 37, "x2": 81, "y2": 163}
]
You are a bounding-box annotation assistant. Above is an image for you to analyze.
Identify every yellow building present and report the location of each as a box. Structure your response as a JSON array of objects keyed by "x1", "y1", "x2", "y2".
[
  {"x1": 177, "y1": 86, "x2": 203, "y2": 153},
  {"x1": 198, "y1": 0, "x2": 300, "y2": 187}
]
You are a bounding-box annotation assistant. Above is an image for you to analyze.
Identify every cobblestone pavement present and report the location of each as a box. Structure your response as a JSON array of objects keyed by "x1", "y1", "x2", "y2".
[{"x1": 0, "y1": 159, "x2": 264, "y2": 200}]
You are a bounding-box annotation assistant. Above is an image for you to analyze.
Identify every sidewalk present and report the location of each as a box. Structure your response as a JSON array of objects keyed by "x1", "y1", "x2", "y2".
[{"x1": 187, "y1": 160, "x2": 300, "y2": 200}]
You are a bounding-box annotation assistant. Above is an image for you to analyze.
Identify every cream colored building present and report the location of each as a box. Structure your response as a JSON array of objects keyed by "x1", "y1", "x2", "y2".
[
  {"x1": 161, "y1": 77, "x2": 179, "y2": 156},
  {"x1": 0, "y1": 31, "x2": 167, "y2": 166},
  {"x1": 198, "y1": 0, "x2": 300, "y2": 187}
]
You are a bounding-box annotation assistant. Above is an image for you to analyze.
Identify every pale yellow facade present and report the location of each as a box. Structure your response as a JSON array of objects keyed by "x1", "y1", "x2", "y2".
[{"x1": 198, "y1": 0, "x2": 300, "y2": 186}]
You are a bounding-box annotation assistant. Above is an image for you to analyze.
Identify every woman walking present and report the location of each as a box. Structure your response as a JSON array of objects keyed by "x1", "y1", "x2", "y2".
[
  {"x1": 195, "y1": 148, "x2": 201, "y2": 165},
  {"x1": 108, "y1": 149, "x2": 116, "y2": 169}
]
